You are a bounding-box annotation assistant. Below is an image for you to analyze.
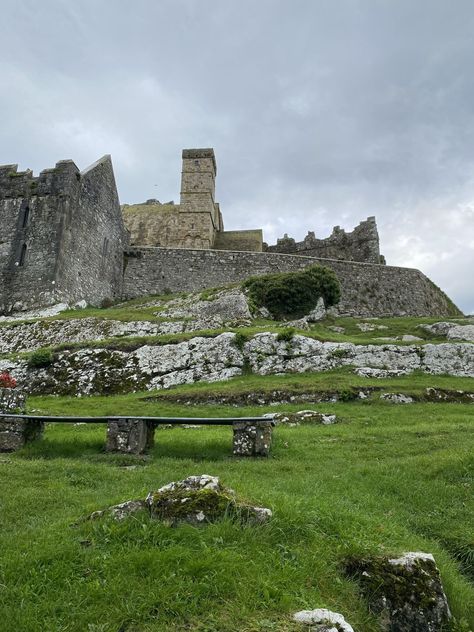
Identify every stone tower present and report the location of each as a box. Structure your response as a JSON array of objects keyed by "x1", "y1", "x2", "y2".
[
  {"x1": 178, "y1": 148, "x2": 223, "y2": 248},
  {"x1": 0, "y1": 155, "x2": 128, "y2": 314}
]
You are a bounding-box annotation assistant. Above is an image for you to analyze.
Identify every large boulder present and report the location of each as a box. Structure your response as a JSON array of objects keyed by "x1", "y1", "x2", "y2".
[
  {"x1": 86, "y1": 475, "x2": 272, "y2": 527},
  {"x1": 158, "y1": 288, "x2": 252, "y2": 328}
]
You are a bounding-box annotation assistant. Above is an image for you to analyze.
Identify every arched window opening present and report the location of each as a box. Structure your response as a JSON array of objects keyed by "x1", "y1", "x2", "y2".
[{"x1": 19, "y1": 243, "x2": 27, "y2": 267}]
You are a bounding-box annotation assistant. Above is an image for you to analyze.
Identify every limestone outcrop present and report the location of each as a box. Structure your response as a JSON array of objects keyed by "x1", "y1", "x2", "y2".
[
  {"x1": 1, "y1": 332, "x2": 473, "y2": 396},
  {"x1": 421, "y1": 321, "x2": 474, "y2": 342}
]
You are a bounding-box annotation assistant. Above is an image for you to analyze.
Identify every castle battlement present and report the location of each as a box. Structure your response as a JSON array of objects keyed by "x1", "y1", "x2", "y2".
[
  {"x1": 0, "y1": 155, "x2": 127, "y2": 314},
  {"x1": 265, "y1": 215, "x2": 384, "y2": 264},
  {"x1": 0, "y1": 147, "x2": 459, "y2": 317}
]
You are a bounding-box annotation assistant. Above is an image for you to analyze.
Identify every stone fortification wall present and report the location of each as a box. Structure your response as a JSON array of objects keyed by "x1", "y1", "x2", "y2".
[
  {"x1": 0, "y1": 160, "x2": 81, "y2": 313},
  {"x1": 123, "y1": 247, "x2": 460, "y2": 317},
  {"x1": 57, "y1": 155, "x2": 128, "y2": 306},
  {"x1": 123, "y1": 202, "x2": 180, "y2": 247},
  {"x1": 214, "y1": 229, "x2": 263, "y2": 252},
  {"x1": 266, "y1": 217, "x2": 383, "y2": 264},
  {"x1": 0, "y1": 156, "x2": 127, "y2": 314}
]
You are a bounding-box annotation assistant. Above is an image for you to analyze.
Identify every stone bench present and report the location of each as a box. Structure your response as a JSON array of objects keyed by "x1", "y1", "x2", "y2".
[{"x1": 0, "y1": 414, "x2": 274, "y2": 457}]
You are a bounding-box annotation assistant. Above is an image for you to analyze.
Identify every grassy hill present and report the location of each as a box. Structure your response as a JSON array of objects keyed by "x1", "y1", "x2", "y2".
[{"x1": 0, "y1": 291, "x2": 473, "y2": 631}]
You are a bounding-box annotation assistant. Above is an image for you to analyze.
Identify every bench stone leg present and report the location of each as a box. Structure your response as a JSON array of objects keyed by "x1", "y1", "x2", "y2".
[
  {"x1": 106, "y1": 418, "x2": 155, "y2": 454},
  {"x1": 232, "y1": 421, "x2": 273, "y2": 457},
  {"x1": 0, "y1": 417, "x2": 44, "y2": 452}
]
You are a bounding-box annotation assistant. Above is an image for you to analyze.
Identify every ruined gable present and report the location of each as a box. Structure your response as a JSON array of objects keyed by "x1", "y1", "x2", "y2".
[{"x1": 0, "y1": 156, "x2": 127, "y2": 314}]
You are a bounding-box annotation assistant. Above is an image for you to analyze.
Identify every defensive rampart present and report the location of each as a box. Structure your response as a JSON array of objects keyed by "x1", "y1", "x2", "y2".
[
  {"x1": 265, "y1": 217, "x2": 383, "y2": 264},
  {"x1": 123, "y1": 247, "x2": 460, "y2": 317}
]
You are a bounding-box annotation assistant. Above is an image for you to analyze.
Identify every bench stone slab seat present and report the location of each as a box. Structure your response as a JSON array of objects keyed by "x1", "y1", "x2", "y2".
[
  {"x1": 0, "y1": 416, "x2": 44, "y2": 451},
  {"x1": 0, "y1": 414, "x2": 275, "y2": 456}
]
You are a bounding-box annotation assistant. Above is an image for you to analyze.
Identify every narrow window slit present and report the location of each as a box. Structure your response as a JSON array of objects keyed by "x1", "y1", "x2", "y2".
[
  {"x1": 19, "y1": 243, "x2": 27, "y2": 267},
  {"x1": 22, "y1": 205, "x2": 30, "y2": 228}
]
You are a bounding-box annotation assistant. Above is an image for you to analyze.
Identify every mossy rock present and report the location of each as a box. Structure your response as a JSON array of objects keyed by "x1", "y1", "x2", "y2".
[
  {"x1": 346, "y1": 552, "x2": 451, "y2": 631},
  {"x1": 146, "y1": 475, "x2": 272, "y2": 526},
  {"x1": 85, "y1": 475, "x2": 272, "y2": 528}
]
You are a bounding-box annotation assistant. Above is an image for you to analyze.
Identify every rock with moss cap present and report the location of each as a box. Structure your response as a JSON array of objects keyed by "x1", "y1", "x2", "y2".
[
  {"x1": 84, "y1": 475, "x2": 272, "y2": 526},
  {"x1": 346, "y1": 552, "x2": 451, "y2": 631},
  {"x1": 146, "y1": 475, "x2": 272, "y2": 526}
]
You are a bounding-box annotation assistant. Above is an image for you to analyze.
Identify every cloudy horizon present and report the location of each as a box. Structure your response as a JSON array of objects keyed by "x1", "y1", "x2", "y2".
[{"x1": 1, "y1": 0, "x2": 473, "y2": 313}]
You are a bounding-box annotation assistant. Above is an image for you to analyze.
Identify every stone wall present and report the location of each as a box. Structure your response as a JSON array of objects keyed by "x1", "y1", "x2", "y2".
[
  {"x1": 123, "y1": 203, "x2": 181, "y2": 247},
  {"x1": 265, "y1": 217, "x2": 383, "y2": 264},
  {"x1": 57, "y1": 155, "x2": 128, "y2": 306},
  {"x1": 0, "y1": 160, "x2": 81, "y2": 313},
  {"x1": 123, "y1": 246, "x2": 460, "y2": 317},
  {"x1": 0, "y1": 156, "x2": 128, "y2": 314},
  {"x1": 214, "y1": 229, "x2": 263, "y2": 252}
]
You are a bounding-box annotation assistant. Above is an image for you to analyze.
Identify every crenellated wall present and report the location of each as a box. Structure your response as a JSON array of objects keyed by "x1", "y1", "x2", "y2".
[
  {"x1": 265, "y1": 216, "x2": 384, "y2": 264},
  {"x1": 0, "y1": 149, "x2": 461, "y2": 318},
  {"x1": 0, "y1": 156, "x2": 128, "y2": 314},
  {"x1": 123, "y1": 246, "x2": 461, "y2": 317}
]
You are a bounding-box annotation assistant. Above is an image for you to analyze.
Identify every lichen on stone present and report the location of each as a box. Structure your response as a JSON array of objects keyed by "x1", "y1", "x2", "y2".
[
  {"x1": 346, "y1": 552, "x2": 451, "y2": 631},
  {"x1": 84, "y1": 475, "x2": 272, "y2": 528}
]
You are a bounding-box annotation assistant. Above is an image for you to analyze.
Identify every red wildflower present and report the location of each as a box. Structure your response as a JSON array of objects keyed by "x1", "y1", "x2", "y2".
[{"x1": 0, "y1": 371, "x2": 17, "y2": 389}]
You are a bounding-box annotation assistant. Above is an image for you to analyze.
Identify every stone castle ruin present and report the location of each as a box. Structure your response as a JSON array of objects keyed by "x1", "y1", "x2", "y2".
[
  {"x1": 123, "y1": 149, "x2": 263, "y2": 252},
  {"x1": 0, "y1": 148, "x2": 460, "y2": 317}
]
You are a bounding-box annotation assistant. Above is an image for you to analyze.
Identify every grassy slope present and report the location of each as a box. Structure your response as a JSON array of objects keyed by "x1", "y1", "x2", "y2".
[
  {"x1": 2, "y1": 291, "x2": 472, "y2": 360},
  {"x1": 1, "y1": 291, "x2": 473, "y2": 630},
  {"x1": 23, "y1": 369, "x2": 474, "y2": 414},
  {"x1": 1, "y1": 398, "x2": 473, "y2": 631}
]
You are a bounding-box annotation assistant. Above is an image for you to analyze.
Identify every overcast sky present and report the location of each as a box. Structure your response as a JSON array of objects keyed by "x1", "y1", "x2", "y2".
[{"x1": 1, "y1": 0, "x2": 473, "y2": 313}]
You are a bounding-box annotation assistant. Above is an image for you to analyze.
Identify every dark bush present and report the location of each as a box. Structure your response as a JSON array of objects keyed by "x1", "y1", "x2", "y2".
[
  {"x1": 27, "y1": 348, "x2": 54, "y2": 368},
  {"x1": 242, "y1": 265, "x2": 340, "y2": 319}
]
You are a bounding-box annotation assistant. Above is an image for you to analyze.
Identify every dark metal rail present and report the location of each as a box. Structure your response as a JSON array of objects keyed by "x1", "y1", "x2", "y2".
[{"x1": 0, "y1": 413, "x2": 274, "y2": 426}]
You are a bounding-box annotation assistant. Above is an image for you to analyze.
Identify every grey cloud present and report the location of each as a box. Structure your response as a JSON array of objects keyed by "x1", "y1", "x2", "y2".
[{"x1": 1, "y1": 0, "x2": 473, "y2": 312}]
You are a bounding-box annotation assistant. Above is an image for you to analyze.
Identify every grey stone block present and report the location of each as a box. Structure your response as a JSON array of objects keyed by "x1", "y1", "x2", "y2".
[
  {"x1": 106, "y1": 418, "x2": 155, "y2": 454},
  {"x1": 0, "y1": 417, "x2": 44, "y2": 452},
  {"x1": 232, "y1": 420, "x2": 273, "y2": 457}
]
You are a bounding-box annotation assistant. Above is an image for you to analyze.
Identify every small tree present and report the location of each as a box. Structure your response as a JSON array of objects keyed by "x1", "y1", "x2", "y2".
[{"x1": 242, "y1": 264, "x2": 340, "y2": 319}]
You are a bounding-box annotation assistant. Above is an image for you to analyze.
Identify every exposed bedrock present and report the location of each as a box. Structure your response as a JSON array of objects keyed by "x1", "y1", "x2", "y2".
[{"x1": 1, "y1": 333, "x2": 473, "y2": 396}]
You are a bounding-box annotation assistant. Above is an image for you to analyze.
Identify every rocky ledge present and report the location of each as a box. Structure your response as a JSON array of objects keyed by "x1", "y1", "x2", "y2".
[{"x1": 1, "y1": 332, "x2": 473, "y2": 396}]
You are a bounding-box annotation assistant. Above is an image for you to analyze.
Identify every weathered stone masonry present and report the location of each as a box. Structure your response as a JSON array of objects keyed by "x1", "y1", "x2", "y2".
[
  {"x1": 0, "y1": 148, "x2": 461, "y2": 317},
  {"x1": 0, "y1": 156, "x2": 128, "y2": 314},
  {"x1": 264, "y1": 216, "x2": 384, "y2": 264},
  {"x1": 123, "y1": 247, "x2": 457, "y2": 317}
]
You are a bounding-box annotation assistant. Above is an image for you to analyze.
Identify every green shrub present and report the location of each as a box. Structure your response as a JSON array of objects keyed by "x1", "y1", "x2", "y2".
[
  {"x1": 27, "y1": 348, "x2": 54, "y2": 368},
  {"x1": 330, "y1": 348, "x2": 352, "y2": 359},
  {"x1": 242, "y1": 264, "x2": 340, "y2": 319},
  {"x1": 233, "y1": 332, "x2": 249, "y2": 351},
  {"x1": 276, "y1": 327, "x2": 295, "y2": 342}
]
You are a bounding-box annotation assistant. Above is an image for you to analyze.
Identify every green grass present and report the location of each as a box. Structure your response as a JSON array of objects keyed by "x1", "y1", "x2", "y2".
[
  {"x1": 26, "y1": 369, "x2": 474, "y2": 415},
  {"x1": 1, "y1": 398, "x2": 473, "y2": 631}
]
